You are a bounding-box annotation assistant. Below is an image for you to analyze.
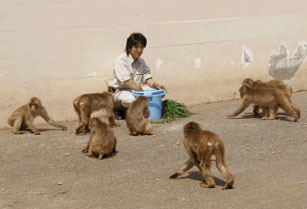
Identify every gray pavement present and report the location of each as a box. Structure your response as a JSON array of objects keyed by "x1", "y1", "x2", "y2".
[{"x1": 0, "y1": 91, "x2": 307, "y2": 209}]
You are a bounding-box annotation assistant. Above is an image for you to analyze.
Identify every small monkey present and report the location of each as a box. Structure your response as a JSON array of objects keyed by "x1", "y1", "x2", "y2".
[
  {"x1": 73, "y1": 92, "x2": 118, "y2": 135},
  {"x1": 82, "y1": 117, "x2": 117, "y2": 160},
  {"x1": 126, "y1": 96, "x2": 153, "y2": 136},
  {"x1": 8, "y1": 97, "x2": 67, "y2": 135},
  {"x1": 170, "y1": 122, "x2": 234, "y2": 190}
]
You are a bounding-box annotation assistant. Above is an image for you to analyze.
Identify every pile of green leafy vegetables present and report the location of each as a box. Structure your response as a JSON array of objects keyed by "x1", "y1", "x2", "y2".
[{"x1": 153, "y1": 100, "x2": 192, "y2": 124}]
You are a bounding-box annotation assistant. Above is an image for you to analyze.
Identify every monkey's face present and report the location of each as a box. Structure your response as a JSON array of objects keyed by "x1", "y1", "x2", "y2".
[
  {"x1": 130, "y1": 43, "x2": 144, "y2": 61},
  {"x1": 29, "y1": 101, "x2": 41, "y2": 112},
  {"x1": 242, "y1": 78, "x2": 254, "y2": 88}
]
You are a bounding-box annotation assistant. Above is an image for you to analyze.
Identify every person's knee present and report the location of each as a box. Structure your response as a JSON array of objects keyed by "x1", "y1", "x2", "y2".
[
  {"x1": 114, "y1": 90, "x2": 135, "y2": 108},
  {"x1": 122, "y1": 96, "x2": 135, "y2": 108}
]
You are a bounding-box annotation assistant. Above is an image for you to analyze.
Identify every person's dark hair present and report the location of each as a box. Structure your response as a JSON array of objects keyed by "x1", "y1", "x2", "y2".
[{"x1": 125, "y1": 33, "x2": 147, "y2": 55}]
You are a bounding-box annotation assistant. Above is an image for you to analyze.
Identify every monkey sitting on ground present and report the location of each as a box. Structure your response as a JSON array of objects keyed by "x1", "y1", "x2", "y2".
[
  {"x1": 169, "y1": 122, "x2": 234, "y2": 190},
  {"x1": 82, "y1": 117, "x2": 117, "y2": 160},
  {"x1": 8, "y1": 97, "x2": 67, "y2": 135},
  {"x1": 241, "y1": 78, "x2": 300, "y2": 118},
  {"x1": 229, "y1": 82, "x2": 299, "y2": 121},
  {"x1": 73, "y1": 92, "x2": 118, "y2": 135},
  {"x1": 126, "y1": 96, "x2": 153, "y2": 136}
]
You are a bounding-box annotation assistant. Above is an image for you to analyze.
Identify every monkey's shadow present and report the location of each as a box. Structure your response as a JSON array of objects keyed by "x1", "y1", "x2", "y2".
[
  {"x1": 239, "y1": 113, "x2": 293, "y2": 121},
  {"x1": 178, "y1": 171, "x2": 226, "y2": 186},
  {"x1": 89, "y1": 151, "x2": 118, "y2": 160},
  {"x1": 38, "y1": 128, "x2": 65, "y2": 132},
  {"x1": 19, "y1": 127, "x2": 65, "y2": 134}
]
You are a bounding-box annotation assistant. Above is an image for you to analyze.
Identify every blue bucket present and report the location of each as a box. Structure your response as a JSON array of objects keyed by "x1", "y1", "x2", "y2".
[{"x1": 132, "y1": 89, "x2": 166, "y2": 120}]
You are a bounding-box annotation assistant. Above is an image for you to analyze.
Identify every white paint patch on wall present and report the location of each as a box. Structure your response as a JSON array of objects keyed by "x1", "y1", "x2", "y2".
[
  {"x1": 282, "y1": 79, "x2": 292, "y2": 86},
  {"x1": 293, "y1": 41, "x2": 307, "y2": 60},
  {"x1": 155, "y1": 59, "x2": 163, "y2": 71},
  {"x1": 87, "y1": 72, "x2": 97, "y2": 78},
  {"x1": 241, "y1": 46, "x2": 254, "y2": 69},
  {"x1": 194, "y1": 58, "x2": 201, "y2": 69},
  {"x1": 268, "y1": 42, "x2": 307, "y2": 80}
]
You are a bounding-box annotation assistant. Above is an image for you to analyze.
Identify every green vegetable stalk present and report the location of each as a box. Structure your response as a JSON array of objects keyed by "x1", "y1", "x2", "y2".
[{"x1": 152, "y1": 100, "x2": 191, "y2": 124}]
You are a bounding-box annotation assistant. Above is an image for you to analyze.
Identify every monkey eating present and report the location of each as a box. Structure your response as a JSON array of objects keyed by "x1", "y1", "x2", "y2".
[
  {"x1": 8, "y1": 97, "x2": 67, "y2": 135},
  {"x1": 228, "y1": 80, "x2": 300, "y2": 122},
  {"x1": 169, "y1": 122, "x2": 234, "y2": 190},
  {"x1": 73, "y1": 92, "x2": 118, "y2": 135},
  {"x1": 82, "y1": 117, "x2": 117, "y2": 160},
  {"x1": 126, "y1": 96, "x2": 153, "y2": 136}
]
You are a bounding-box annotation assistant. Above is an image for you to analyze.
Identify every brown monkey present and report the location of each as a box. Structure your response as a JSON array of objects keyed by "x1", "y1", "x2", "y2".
[
  {"x1": 82, "y1": 117, "x2": 117, "y2": 160},
  {"x1": 73, "y1": 92, "x2": 118, "y2": 135},
  {"x1": 8, "y1": 97, "x2": 67, "y2": 135},
  {"x1": 229, "y1": 83, "x2": 299, "y2": 121},
  {"x1": 243, "y1": 78, "x2": 292, "y2": 93},
  {"x1": 241, "y1": 78, "x2": 300, "y2": 119},
  {"x1": 126, "y1": 96, "x2": 153, "y2": 136},
  {"x1": 170, "y1": 122, "x2": 234, "y2": 190}
]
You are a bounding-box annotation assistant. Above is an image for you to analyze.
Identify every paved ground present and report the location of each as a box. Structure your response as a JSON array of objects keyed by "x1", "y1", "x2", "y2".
[{"x1": 0, "y1": 91, "x2": 307, "y2": 209}]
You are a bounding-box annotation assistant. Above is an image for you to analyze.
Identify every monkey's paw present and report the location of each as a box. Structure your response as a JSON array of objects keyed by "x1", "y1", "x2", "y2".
[
  {"x1": 200, "y1": 183, "x2": 215, "y2": 188},
  {"x1": 110, "y1": 123, "x2": 120, "y2": 128},
  {"x1": 222, "y1": 184, "x2": 233, "y2": 190},
  {"x1": 227, "y1": 115, "x2": 234, "y2": 119},
  {"x1": 169, "y1": 173, "x2": 178, "y2": 179}
]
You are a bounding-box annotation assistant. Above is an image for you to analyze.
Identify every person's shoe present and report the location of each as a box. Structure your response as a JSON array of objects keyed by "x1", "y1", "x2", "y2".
[{"x1": 114, "y1": 110, "x2": 123, "y2": 120}]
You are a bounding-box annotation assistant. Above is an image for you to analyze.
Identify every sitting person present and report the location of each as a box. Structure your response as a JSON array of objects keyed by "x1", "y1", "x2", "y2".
[{"x1": 108, "y1": 32, "x2": 166, "y2": 119}]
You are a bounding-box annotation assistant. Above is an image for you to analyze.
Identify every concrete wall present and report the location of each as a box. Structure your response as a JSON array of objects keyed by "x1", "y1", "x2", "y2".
[{"x1": 1, "y1": 0, "x2": 307, "y2": 128}]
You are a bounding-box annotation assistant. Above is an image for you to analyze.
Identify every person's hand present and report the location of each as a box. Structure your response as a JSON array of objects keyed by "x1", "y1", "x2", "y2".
[
  {"x1": 135, "y1": 86, "x2": 143, "y2": 91},
  {"x1": 160, "y1": 85, "x2": 167, "y2": 92},
  {"x1": 153, "y1": 83, "x2": 162, "y2": 90},
  {"x1": 153, "y1": 83, "x2": 167, "y2": 92}
]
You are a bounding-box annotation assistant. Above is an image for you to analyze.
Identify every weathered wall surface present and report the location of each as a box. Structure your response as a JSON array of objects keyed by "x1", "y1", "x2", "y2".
[{"x1": 1, "y1": 0, "x2": 307, "y2": 128}]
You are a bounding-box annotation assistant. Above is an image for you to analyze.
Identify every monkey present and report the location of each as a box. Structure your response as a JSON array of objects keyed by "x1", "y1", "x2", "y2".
[
  {"x1": 169, "y1": 122, "x2": 234, "y2": 190},
  {"x1": 73, "y1": 92, "x2": 118, "y2": 135},
  {"x1": 229, "y1": 83, "x2": 299, "y2": 122},
  {"x1": 125, "y1": 96, "x2": 153, "y2": 136},
  {"x1": 82, "y1": 117, "x2": 117, "y2": 160},
  {"x1": 242, "y1": 78, "x2": 292, "y2": 96},
  {"x1": 8, "y1": 97, "x2": 67, "y2": 135},
  {"x1": 241, "y1": 78, "x2": 300, "y2": 119}
]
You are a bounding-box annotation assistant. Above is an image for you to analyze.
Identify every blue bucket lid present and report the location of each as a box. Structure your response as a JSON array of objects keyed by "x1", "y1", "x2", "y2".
[{"x1": 132, "y1": 89, "x2": 166, "y2": 97}]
